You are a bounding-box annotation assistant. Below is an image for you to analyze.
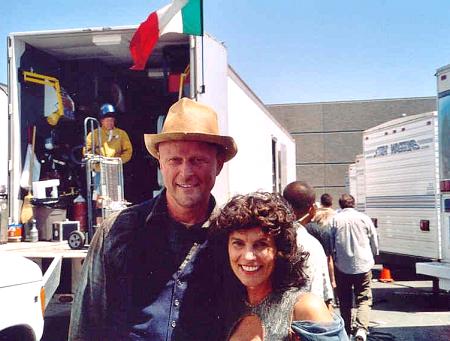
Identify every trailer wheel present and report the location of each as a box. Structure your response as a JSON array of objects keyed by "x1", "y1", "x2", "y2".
[{"x1": 68, "y1": 231, "x2": 85, "y2": 250}]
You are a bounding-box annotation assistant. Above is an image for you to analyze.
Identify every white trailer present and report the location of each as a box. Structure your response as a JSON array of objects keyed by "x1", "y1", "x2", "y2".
[
  {"x1": 360, "y1": 109, "x2": 450, "y2": 290},
  {"x1": 416, "y1": 65, "x2": 450, "y2": 290},
  {"x1": 363, "y1": 111, "x2": 440, "y2": 259},
  {"x1": 5, "y1": 27, "x2": 295, "y2": 294},
  {"x1": 6, "y1": 27, "x2": 295, "y2": 225},
  {"x1": 0, "y1": 84, "x2": 7, "y2": 190},
  {"x1": 355, "y1": 154, "x2": 366, "y2": 212},
  {"x1": 347, "y1": 162, "x2": 356, "y2": 198},
  {"x1": 346, "y1": 156, "x2": 365, "y2": 212}
]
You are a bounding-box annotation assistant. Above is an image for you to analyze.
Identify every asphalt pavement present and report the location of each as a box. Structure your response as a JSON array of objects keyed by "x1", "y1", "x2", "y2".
[
  {"x1": 42, "y1": 267, "x2": 450, "y2": 341},
  {"x1": 366, "y1": 267, "x2": 450, "y2": 341}
]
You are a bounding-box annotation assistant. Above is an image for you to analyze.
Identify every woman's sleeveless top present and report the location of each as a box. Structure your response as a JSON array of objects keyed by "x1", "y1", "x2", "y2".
[{"x1": 228, "y1": 288, "x2": 303, "y2": 341}]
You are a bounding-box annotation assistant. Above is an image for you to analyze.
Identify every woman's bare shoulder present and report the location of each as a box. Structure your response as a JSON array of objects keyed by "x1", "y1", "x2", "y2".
[{"x1": 292, "y1": 292, "x2": 333, "y2": 322}]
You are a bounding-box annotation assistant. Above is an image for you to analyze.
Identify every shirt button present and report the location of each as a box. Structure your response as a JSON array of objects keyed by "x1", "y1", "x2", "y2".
[
  {"x1": 174, "y1": 299, "x2": 180, "y2": 306},
  {"x1": 171, "y1": 321, "x2": 176, "y2": 328}
]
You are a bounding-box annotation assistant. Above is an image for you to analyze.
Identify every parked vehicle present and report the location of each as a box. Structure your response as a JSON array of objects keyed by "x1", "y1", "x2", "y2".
[
  {"x1": 363, "y1": 111, "x2": 439, "y2": 258},
  {"x1": 346, "y1": 162, "x2": 356, "y2": 199},
  {"x1": 6, "y1": 28, "x2": 295, "y2": 227},
  {"x1": 347, "y1": 155, "x2": 366, "y2": 212},
  {"x1": 0, "y1": 253, "x2": 61, "y2": 340},
  {"x1": 351, "y1": 106, "x2": 449, "y2": 290},
  {"x1": 5, "y1": 27, "x2": 296, "y2": 301},
  {"x1": 355, "y1": 154, "x2": 366, "y2": 212},
  {"x1": 0, "y1": 84, "x2": 7, "y2": 245},
  {"x1": 0, "y1": 84, "x2": 6, "y2": 192},
  {"x1": 416, "y1": 64, "x2": 450, "y2": 290}
]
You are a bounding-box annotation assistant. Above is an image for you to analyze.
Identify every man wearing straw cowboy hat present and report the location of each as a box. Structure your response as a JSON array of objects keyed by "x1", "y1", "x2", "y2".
[{"x1": 69, "y1": 97, "x2": 237, "y2": 341}]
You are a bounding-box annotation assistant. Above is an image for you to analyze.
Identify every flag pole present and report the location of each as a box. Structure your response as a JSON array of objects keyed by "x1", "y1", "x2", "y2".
[
  {"x1": 200, "y1": 34, "x2": 205, "y2": 94},
  {"x1": 189, "y1": 35, "x2": 196, "y2": 99},
  {"x1": 200, "y1": 0, "x2": 205, "y2": 94},
  {"x1": 188, "y1": 0, "x2": 204, "y2": 99}
]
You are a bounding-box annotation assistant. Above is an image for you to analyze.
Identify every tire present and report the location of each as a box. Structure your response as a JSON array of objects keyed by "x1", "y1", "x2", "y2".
[
  {"x1": 68, "y1": 230, "x2": 86, "y2": 250},
  {"x1": 0, "y1": 326, "x2": 36, "y2": 341}
]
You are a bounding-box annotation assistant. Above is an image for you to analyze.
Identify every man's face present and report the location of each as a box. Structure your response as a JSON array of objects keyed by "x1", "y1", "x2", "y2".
[
  {"x1": 158, "y1": 140, "x2": 224, "y2": 214},
  {"x1": 101, "y1": 117, "x2": 115, "y2": 130}
]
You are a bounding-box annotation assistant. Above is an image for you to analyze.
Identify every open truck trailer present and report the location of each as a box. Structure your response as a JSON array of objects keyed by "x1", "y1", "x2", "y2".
[
  {"x1": 4, "y1": 26, "x2": 296, "y2": 294},
  {"x1": 8, "y1": 27, "x2": 201, "y2": 224},
  {"x1": 7, "y1": 27, "x2": 296, "y2": 221}
]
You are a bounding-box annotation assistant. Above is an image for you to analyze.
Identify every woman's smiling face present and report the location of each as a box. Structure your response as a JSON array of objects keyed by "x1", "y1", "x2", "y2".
[{"x1": 228, "y1": 227, "x2": 277, "y2": 293}]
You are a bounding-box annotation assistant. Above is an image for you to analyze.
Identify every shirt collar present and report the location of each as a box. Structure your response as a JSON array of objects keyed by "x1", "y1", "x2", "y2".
[
  {"x1": 293, "y1": 220, "x2": 305, "y2": 229},
  {"x1": 145, "y1": 188, "x2": 217, "y2": 229}
]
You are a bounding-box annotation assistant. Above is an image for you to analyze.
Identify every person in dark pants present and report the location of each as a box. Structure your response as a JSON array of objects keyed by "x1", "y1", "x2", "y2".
[
  {"x1": 69, "y1": 98, "x2": 238, "y2": 341},
  {"x1": 330, "y1": 194, "x2": 379, "y2": 341}
]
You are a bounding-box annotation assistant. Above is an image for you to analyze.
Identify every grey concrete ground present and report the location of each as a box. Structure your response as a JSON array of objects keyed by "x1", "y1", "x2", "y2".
[
  {"x1": 367, "y1": 278, "x2": 450, "y2": 341},
  {"x1": 42, "y1": 269, "x2": 450, "y2": 341},
  {"x1": 350, "y1": 264, "x2": 450, "y2": 341}
]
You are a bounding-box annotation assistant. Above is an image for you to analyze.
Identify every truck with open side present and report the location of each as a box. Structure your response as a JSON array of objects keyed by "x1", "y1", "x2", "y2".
[{"x1": 3, "y1": 26, "x2": 296, "y2": 297}]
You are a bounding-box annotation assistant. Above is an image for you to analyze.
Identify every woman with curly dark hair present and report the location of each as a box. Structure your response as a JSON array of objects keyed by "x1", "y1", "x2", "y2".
[{"x1": 210, "y1": 192, "x2": 347, "y2": 341}]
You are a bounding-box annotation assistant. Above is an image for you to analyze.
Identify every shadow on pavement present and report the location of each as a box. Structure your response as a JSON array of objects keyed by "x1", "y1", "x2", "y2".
[
  {"x1": 372, "y1": 285, "x2": 450, "y2": 313},
  {"x1": 42, "y1": 297, "x2": 71, "y2": 341},
  {"x1": 370, "y1": 325, "x2": 450, "y2": 341},
  {"x1": 42, "y1": 314, "x2": 69, "y2": 341}
]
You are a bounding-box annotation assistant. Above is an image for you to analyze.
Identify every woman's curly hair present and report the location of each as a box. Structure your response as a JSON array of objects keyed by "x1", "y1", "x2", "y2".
[{"x1": 210, "y1": 192, "x2": 308, "y2": 292}]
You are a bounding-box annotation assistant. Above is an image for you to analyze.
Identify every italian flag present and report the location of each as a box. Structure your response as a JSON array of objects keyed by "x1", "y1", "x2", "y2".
[{"x1": 130, "y1": 0, "x2": 203, "y2": 70}]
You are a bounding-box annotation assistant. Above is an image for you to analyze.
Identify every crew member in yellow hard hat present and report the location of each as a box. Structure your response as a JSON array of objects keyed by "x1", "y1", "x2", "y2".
[{"x1": 84, "y1": 103, "x2": 132, "y2": 163}]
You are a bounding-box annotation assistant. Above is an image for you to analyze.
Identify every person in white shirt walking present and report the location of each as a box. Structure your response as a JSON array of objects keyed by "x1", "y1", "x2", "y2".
[
  {"x1": 283, "y1": 181, "x2": 335, "y2": 310},
  {"x1": 331, "y1": 194, "x2": 379, "y2": 341}
]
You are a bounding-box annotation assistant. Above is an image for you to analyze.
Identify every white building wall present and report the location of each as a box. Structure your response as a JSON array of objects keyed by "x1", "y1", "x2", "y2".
[{"x1": 225, "y1": 69, "x2": 296, "y2": 200}]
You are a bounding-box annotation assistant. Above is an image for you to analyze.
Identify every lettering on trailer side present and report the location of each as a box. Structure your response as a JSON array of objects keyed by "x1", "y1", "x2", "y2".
[
  {"x1": 374, "y1": 145, "x2": 388, "y2": 157},
  {"x1": 373, "y1": 139, "x2": 421, "y2": 158},
  {"x1": 391, "y1": 140, "x2": 420, "y2": 154}
]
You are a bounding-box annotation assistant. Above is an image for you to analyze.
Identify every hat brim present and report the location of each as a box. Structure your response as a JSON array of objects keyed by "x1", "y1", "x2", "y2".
[{"x1": 144, "y1": 132, "x2": 237, "y2": 162}]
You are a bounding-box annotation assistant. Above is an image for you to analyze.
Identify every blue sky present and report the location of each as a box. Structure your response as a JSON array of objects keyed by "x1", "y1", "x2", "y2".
[{"x1": 1, "y1": 0, "x2": 449, "y2": 104}]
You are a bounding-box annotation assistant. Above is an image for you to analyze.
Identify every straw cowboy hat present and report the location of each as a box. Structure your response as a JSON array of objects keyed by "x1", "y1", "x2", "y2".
[{"x1": 144, "y1": 97, "x2": 238, "y2": 162}]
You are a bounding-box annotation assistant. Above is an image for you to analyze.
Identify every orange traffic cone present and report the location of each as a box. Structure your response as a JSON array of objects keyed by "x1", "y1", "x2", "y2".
[{"x1": 379, "y1": 266, "x2": 394, "y2": 283}]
